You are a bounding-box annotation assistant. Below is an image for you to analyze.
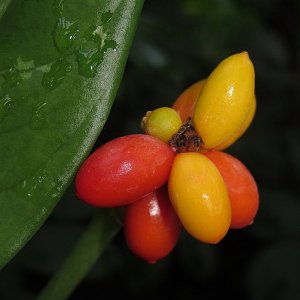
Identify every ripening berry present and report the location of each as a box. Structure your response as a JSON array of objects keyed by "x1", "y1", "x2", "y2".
[
  {"x1": 204, "y1": 150, "x2": 259, "y2": 229},
  {"x1": 142, "y1": 107, "x2": 182, "y2": 143},
  {"x1": 124, "y1": 187, "x2": 181, "y2": 264},
  {"x1": 193, "y1": 52, "x2": 255, "y2": 149},
  {"x1": 168, "y1": 152, "x2": 231, "y2": 244},
  {"x1": 215, "y1": 96, "x2": 256, "y2": 150},
  {"x1": 172, "y1": 78, "x2": 256, "y2": 150},
  {"x1": 76, "y1": 134, "x2": 175, "y2": 207}
]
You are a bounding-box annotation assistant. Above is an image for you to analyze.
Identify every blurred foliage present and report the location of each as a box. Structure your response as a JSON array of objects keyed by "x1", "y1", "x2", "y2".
[{"x1": 1, "y1": 0, "x2": 300, "y2": 299}]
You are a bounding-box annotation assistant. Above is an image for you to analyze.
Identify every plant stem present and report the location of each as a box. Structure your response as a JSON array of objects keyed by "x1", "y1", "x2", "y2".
[{"x1": 37, "y1": 209, "x2": 122, "y2": 300}]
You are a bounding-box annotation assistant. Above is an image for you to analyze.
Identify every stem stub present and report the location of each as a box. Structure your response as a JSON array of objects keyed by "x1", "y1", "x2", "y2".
[{"x1": 169, "y1": 118, "x2": 203, "y2": 153}]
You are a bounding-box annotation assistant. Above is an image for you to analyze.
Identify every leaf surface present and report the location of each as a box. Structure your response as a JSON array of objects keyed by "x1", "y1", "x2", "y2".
[
  {"x1": 0, "y1": 0, "x2": 143, "y2": 268},
  {"x1": 0, "y1": 0, "x2": 11, "y2": 20}
]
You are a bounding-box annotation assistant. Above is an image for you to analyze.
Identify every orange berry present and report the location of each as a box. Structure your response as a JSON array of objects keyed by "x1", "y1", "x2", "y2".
[{"x1": 204, "y1": 150, "x2": 259, "y2": 229}]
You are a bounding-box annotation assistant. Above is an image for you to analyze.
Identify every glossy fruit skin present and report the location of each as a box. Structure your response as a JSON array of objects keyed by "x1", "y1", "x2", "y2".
[
  {"x1": 124, "y1": 187, "x2": 181, "y2": 264},
  {"x1": 172, "y1": 79, "x2": 256, "y2": 150},
  {"x1": 172, "y1": 79, "x2": 206, "y2": 122},
  {"x1": 204, "y1": 150, "x2": 259, "y2": 229},
  {"x1": 144, "y1": 107, "x2": 182, "y2": 142},
  {"x1": 76, "y1": 134, "x2": 175, "y2": 207},
  {"x1": 168, "y1": 152, "x2": 231, "y2": 244},
  {"x1": 193, "y1": 52, "x2": 255, "y2": 149},
  {"x1": 215, "y1": 96, "x2": 256, "y2": 150}
]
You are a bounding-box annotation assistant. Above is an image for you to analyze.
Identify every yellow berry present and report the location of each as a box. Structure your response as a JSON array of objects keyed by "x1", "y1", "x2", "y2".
[
  {"x1": 168, "y1": 152, "x2": 231, "y2": 244},
  {"x1": 193, "y1": 52, "x2": 255, "y2": 149},
  {"x1": 215, "y1": 95, "x2": 256, "y2": 150},
  {"x1": 172, "y1": 79, "x2": 206, "y2": 122},
  {"x1": 143, "y1": 107, "x2": 182, "y2": 143}
]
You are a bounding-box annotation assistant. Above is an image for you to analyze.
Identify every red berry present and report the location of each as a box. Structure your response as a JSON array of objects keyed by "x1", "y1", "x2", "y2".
[
  {"x1": 75, "y1": 134, "x2": 175, "y2": 207},
  {"x1": 124, "y1": 187, "x2": 181, "y2": 264},
  {"x1": 204, "y1": 150, "x2": 259, "y2": 229}
]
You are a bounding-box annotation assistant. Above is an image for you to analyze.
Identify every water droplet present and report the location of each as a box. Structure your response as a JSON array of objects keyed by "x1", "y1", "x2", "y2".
[
  {"x1": 76, "y1": 39, "x2": 118, "y2": 78},
  {"x1": 30, "y1": 102, "x2": 48, "y2": 130},
  {"x1": 16, "y1": 57, "x2": 35, "y2": 71},
  {"x1": 84, "y1": 25, "x2": 102, "y2": 44},
  {"x1": 42, "y1": 58, "x2": 71, "y2": 91},
  {"x1": 100, "y1": 11, "x2": 113, "y2": 25},
  {"x1": 76, "y1": 47, "x2": 104, "y2": 78},
  {"x1": 2, "y1": 68, "x2": 22, "y2": 90},
  {"x1": 74, "y1": 17, "x2": 118, "y2": 78},
  {"x1": 0, "y1": 94, "x2": 12, "y2": 122},
  {"x1": 20, "y1": 71, "x2": 33, "y2": 80},
  {"x1": 103, "y1": 39, "x2": 118, "y2": 52},
  {"x1": 89, "y1": 25, "x2": 117, "y2": 51},
  {"x1": 53, "y1": 17, "x2": 79, "y2": 52},
  {"x1": 37, "y1": 63, "x2": 52, "y2": 73},
  {"x1": 18, "y1": 169, "x2": 50, "y2": 200},
  {"x1": 53, "y1": 0, "x2": 65, "y2": 16}
]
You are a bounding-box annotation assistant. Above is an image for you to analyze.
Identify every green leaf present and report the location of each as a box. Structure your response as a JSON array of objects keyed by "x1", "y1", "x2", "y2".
[
  {"x1": 0, "y1": 0, "x2": 11, "y2": 20},
  {"x1": 37, "y1": 209, "x2": 122, "y2": 300},
  {"x1": 0, "y1": 0, "x2": 144, "y2": 269}
]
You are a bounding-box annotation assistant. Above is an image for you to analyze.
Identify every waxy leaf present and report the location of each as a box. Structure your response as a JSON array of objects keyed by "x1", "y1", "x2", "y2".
[
  {"x1": 0, "y1": 0, "x2": 11, "y2": 20},
  {"x1": 0, "y1": 0, "x2": 143, "y2": 268}
]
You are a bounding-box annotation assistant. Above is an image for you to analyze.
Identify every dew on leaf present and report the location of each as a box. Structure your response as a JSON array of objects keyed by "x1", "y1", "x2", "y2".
[
  {"x1": 20, "y1": 71, "x2": 33, "y2": 80},
  {"x1": 90, "y1": 25, "x2": 118, "y2": 51},
  {"x1": 21, "y1": 171, "x2": 49, "y2": 199},
  {"x1": 76, "y1": 47, "x2": 103, "y2": 78},
  {"x1": 1, "y1": 58, "x2": 35, "y2": 91},
  {"x1": 29, "y1": 101, "x2": 48, "y2": 130},
  {"x1": 100, "y1": 11, "x2": 113, "y2": 25},
  {"x1": 103, "y1": 39, "x2": 118, "y2": 52},
  {"x1": 2, "y1": 68, "x2": 22, "y2": 90},
  {"x1": 16, "y1": 57, "x2": 35, "y2": 71},
  {"x1": 76, "y1": 34, "x2": 118, "y2": 78},
  {"x1": 42, "y1": 58, "x2": 71, "y2": 91},
  {"x1": 53, "y1": 17, "x2": 79, "y2": 52},
  {"x1": 0, "y1": 94, "x2": 12, "y2": 122},
  {"x1": 85, "y1": 25, "x2": 105, "y2": 44},
  {"x1": 36, "y1": 63, "x2": 52, "y2": 73}
]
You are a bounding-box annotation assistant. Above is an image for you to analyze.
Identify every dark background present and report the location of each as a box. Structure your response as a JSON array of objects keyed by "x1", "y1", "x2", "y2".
[{"x1": 1, "y1": 0, "x2": 300, "y2": 299}]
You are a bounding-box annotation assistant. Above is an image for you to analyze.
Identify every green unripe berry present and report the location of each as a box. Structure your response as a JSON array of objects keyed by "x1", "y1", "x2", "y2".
[{"x1": 142, "y1": 107, "x2": 182, "y2": 143}]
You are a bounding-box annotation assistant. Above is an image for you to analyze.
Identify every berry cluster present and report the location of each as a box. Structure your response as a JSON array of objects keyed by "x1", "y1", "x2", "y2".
[{"x1": 75, "y1": 52, "x2": 259, "y2": 263}]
